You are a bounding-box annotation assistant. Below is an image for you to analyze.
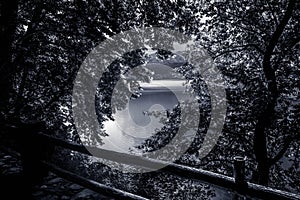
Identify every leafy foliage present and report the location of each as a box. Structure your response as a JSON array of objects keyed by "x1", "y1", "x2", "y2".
[{"x1": 1, "y1": 0, "x2": 299, "y2": 197}]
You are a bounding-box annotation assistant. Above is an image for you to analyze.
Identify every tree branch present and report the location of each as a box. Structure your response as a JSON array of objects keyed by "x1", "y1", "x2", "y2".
[
  {"x1": 213, "y1": 43, "x2": 264, "y2": 59},
  {"x1": 266, "y1": 0, "x2": 279, "y2": 27},
  {"x1": 262, "y1": 0, "x2": 296, "y2": 94},
  {"x1": 269, "y1": 135, "x2": 299, "y2": 166}
]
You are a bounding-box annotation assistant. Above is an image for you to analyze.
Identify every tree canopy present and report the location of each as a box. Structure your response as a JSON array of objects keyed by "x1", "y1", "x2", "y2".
[{"x1": 0, "y1": 0, "x2": 299, "y2": 197}]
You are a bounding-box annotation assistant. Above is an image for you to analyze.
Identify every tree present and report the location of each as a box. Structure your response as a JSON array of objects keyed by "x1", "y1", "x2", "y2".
[
  {"x1": 0, "y1": 0, "x2": 19, "y2": 119},
  {"x1": 1, "y1": 0, "x2": 299, "y2": 197},
  {"x1": 252, "y1": 0, "x2": 298, "y2": 185},
  {"x1": 197, "y1": 0, "x2": 299, "y2": 189}
]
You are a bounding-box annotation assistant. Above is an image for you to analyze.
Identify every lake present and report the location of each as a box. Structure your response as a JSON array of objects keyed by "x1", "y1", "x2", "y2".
[{"x1": 101, "y1": 80, "x2": 193, "y2": 153}]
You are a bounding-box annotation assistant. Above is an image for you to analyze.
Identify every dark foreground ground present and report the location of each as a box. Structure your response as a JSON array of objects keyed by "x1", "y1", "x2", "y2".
[{"x1": 0, "y1": 150, "x2": 114, "y2": 200}]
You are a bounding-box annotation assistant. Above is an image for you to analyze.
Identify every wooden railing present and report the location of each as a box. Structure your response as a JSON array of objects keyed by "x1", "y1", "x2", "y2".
[{"x1": 1, "y1": 129, "x2": 299, "y2": 200}]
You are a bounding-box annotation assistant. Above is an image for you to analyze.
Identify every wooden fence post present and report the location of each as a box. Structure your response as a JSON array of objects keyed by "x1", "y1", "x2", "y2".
[
  {"x1": 233, "y1": 156, "x2": 247, "y2": 190},
  {"x1": 20, "y1": 122, "x2": 50, "y2": 185}
]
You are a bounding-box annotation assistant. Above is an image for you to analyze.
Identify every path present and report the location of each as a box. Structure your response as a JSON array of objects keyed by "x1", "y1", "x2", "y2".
[{"x1": 0, "y1": 151, "x2": 115, "y2": 200}]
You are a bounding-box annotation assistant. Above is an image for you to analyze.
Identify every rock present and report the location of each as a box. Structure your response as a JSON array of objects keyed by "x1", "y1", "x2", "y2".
[
  {"x1": 72, "y1": 189, "x2": 97, "y2": 200},
  {"x1": 8, "y1": 167, "x2": 20, "y2": 173},
  {"x1": 4, "y1": 155, "x2": 12, "y2": 159},
  {"x1": 48, "y1": 177, "x2": 63, "y2": 184},
  {"x1": 32, "y1": 191, "x2": 44, "y2": 197},
  {"x1": 61, "y1": 195, "x2": 70, "y2": 199},
  {"x1": 69, "y1": 183, "x2": 83, "y2": 190},
  {"x1": 41, "y1": 185, "x2": 48, "y2": 189},
  {"x1": 2, "y1": 169, "x2": 18, "y2": 175},
  {"x1": 40, "y1": 194, "x2": 59, "y2": 200}
]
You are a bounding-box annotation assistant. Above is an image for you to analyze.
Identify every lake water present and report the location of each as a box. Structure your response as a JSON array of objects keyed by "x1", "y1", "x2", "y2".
[{"x1": 101, "y1": 80, "x2": 193, "y2": 153}]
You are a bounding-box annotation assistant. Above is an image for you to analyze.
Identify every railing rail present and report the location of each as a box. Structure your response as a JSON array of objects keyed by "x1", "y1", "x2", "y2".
[
  {"x1": 1, "y1": 128, "x2": 299, "y2": 200},
  {"x1": 41, "y1": 161, "x2": 148, "y2": 200},
  {"x1": 36, "y1": 133, "x2": 299, "y2": 200}
]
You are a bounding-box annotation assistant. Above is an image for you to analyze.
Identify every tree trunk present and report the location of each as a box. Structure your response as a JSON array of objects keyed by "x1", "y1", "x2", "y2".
[
  {"x1": 0, "y1": 0, "x2": 18, "y2": 67},
  {"x1": 0, "y1": 0, "x2": 19, "y2": 112},
  {"x1": 253, "y1": 0, "x2": 296, "y2": 186},
  {"x1": 256, "y1": 161, "x2": 270, "y2": 186},
  {"x1": 253, "y1": 106, "x2": 271, "y2": 185}
]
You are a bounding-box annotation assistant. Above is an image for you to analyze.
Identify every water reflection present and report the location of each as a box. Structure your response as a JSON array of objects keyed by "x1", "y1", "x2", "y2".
[{"x1": 102, "y1": 80, "x2": 190, "y2": 153}]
